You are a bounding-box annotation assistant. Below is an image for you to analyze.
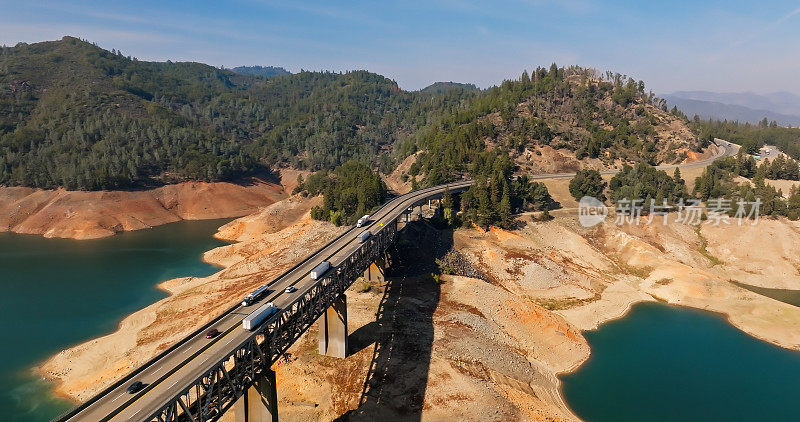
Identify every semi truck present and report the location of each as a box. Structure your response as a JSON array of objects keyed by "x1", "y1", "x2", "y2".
[
  {"x1": 310, "y1": 261, "x2": 331, "y2": 280},
  {"x1": 242, "y1": 302, "x2": 278, "y2": 330},
  {"x1": 241, "y1": 285, "x2": 270, "y2": 306},
  {"x1": 356, "y1": 214, "x2": 371, "y2": 228},
  {"x1": 358, "y1": 230, "x2": 371, "y2": 243}
]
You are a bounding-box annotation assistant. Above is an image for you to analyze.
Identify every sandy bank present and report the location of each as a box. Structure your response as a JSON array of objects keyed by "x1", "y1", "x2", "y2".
[
  {"x1": 456, "y1": 215, "x2": 800, "y2": 354},
  {"x1": 0, "y1": 173, "x2": 301, "y2": 240},
  {"x1": 40, "y1": 180, "x2": 800, "y2": 420},
  {"x1": 39, "y1": 194, "x2": 345, "y2": 401},
  {"x1": 247, "y1": 222, "x2": 586, "y2": 421}
]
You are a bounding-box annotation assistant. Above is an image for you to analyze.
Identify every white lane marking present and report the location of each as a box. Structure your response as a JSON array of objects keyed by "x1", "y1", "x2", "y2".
[{"x1": 111, "y1": 393, "x2": 127, "y2": 402}]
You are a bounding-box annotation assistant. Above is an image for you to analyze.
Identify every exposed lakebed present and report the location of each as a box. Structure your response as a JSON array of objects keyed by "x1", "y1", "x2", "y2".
[{"x1": 4, "y1": 219, "x2": 800, "y2": 421}]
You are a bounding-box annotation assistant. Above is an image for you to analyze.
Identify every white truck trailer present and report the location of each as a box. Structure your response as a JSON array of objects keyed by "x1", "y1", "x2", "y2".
[
  {"x1": 241, "y1": 285, "x2": 270, "y2": 306},
  {"x1": 358, "y1": 230, "x2": 371, "y2": 243},
  {"x1": 242, "y1": 302, "x2": 278, "y2": 331},
  {"x1": 310, "y1": 261, "x2": 331, "y2": 280},
  {"x1": 356, "y1": 214, "x2": 371, "y2": 227}
]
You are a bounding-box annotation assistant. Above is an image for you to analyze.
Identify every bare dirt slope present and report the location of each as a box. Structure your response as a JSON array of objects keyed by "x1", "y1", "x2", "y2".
[
  {"x1": 41, "y1": 176, "x2": 800, "y2": 421},
  {"x1": 455, "y1": 216, "x2": 800, "y2": 351},
  {"x1": 0, "y1": 174, "x2": 294, "y2": 240},
  {"x1": 252, "y1": 222, "x2": 584, "y2": 422},
  {"x1": 382, "y1": 152, "x2": 420, "y2": 195},
  {"x1": 40, "y1": 195, "x2": 346, "y2": 401}
]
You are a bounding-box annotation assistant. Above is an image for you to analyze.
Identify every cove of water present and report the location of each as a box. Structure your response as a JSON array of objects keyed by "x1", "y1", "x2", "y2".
[
  {"x1": 560, "y1": 302, "x2": 800, "y2": 421},
  {"x1": 0, "y1": 219, "x2": 230, "y2": 421}
]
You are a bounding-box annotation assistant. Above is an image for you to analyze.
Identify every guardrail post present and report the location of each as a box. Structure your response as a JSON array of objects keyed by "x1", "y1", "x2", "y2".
[
  {"x1": 318, "y1": 294, "x2": 348, "y2": 358},
  {"x1": 235, "y1": 367, "x2": 279, "y2": 422}
]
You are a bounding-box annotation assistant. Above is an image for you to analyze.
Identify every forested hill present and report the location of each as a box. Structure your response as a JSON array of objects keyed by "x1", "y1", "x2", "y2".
[
  {"x1": 402, "y1": 65, "x2": 703, "y2": 186},
  {"x1": 1, "y1": 37, "x2": 701, "y2": 192},
  {"x1": 0, "y1": 37, "x2": 477, "y2": 189},
  {"x1": 420, "y1": 81, "x2": 480, "y2": 95},
  {"x1": 231, "y1": 66, "x2": 290, "y2": 78}
]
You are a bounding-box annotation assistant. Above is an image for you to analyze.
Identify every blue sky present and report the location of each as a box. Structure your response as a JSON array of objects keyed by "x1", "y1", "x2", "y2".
[{"x1": 2, "y1": 0, "x2": 799, "y2": 94}]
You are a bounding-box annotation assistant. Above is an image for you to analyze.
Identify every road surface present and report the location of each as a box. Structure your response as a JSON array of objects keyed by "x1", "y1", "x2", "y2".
[{"x1": 61, "y1": 139, "x2": 736, "y2": 421}]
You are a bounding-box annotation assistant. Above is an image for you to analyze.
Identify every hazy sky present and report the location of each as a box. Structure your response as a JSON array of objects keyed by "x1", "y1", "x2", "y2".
[{"x1": 2, "y1": 0, "x2": 799, "y2": 94}]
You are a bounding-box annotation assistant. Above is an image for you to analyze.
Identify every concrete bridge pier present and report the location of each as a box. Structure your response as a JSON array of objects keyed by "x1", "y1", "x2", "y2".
[
  {"x1": 234, "y1": 368, "x2": 279, "y2": 422},
  {"x1": 318, "y1": 294, "x2": 348, "y2": 358},
  {"x1": 363, "y1": 255, "x2": 386, "y2": 284}
]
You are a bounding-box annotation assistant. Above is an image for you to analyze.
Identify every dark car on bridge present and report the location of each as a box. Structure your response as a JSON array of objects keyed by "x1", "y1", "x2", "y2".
[
  {"x1": 126, "y1": 381, "x2": 144, "y2": 394},
  {"x1": 205, "y1": 328, "x2": 220, "y2": 339}
]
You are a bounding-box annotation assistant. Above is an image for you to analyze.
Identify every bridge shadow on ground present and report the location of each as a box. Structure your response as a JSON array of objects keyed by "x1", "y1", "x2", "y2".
[{"x1": 336, "y1": 221, "x2": 451, "y2": 422}]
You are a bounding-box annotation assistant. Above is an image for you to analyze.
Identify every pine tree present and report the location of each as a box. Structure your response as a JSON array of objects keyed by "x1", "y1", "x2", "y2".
[
  {"x1": 499, "y1": 187, "x2": 513, "y2": 229},
  {"x1": 441, "y1": 187, "x2": 455, "y2": 226}
]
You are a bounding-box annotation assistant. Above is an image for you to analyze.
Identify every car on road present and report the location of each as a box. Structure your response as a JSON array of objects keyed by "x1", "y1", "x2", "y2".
[
  {"x1": 285, "y1": 286, "x2": 297, "y2": 293},
  {"x1": 126, "y1": 381, "x2": 144, "y2": 394},
  {"x1": 205, "y1": 328, "x2": 220, "y2": 339}
]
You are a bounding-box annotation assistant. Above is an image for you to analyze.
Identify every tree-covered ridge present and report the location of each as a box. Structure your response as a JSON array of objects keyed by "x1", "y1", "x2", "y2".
[
  {"x1": 299, "y1": 161, "x2": 386, "y2": 226},
  {"x1": 404, "y1": 64, "x2": 702, "y2": 187},
  {"x1": 608, "y1": 164, "x2": 688, "y2": 205},
  {"x1": 420, "y1": 81, "x2": 480, "y2": 96},
  {"x1": 693, "y1": 158, "x2": 800, "y2": 219},
  {"x1": 231, "y1": 66, "x2": 290, "y2": 78},
  {"x1": 0, "y1": 37, "x2": 478, "y2": 189},
  {"x1": 712, "y1": 151, "x2": 800, "y2": 181},
  {"x1": 690, "y1": 118, "x2": 800, "y2": 159}
]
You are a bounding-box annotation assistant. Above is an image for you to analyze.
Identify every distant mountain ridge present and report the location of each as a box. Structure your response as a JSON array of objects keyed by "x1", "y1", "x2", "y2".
[
  {"x1": 0, "y1": 37, "x2": 476, "y2": 189},
  {"x1": 420, "y1": 81, "x2": 479, "y2": 95},
  {"x1": 664, "y1": 91, "x2": 800, "y2": 126},
  {"x1": 0, "y1": 36, "x2": 701, "y2": 192},
  {"x1": 231, "y1": 65, "x2": 290, "y2": 78}
]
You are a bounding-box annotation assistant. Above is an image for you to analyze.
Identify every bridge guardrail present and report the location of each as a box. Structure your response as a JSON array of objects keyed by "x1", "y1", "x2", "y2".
[
  {"x1": 57, "y1": 180, "x2": 473, "y2": 421},
  {"x1": 136, "y1": 181, "x2": 473, "y2": 420},
  {"x1": 53, "y1": 223, "x2": 357, "y2": 421}
]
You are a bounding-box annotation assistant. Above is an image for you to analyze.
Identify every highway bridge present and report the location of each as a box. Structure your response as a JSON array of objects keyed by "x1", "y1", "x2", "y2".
[
  {"x1": 57, "y1": 180, "x2": 473, "y2": 422},
  {"x1": 56, "y1": 139, "x2": 736, "y2": 422}
]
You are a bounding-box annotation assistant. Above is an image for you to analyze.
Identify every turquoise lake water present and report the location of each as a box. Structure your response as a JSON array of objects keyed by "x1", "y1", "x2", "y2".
[
  {"x1": 0, "y1": 220, "x2": 229, "y2": 421},
  {"x1": 560, "y1": 302, "x2": 800, "y2": 421},
  {"x1": 5, "y1": 222, "x2": 800, "y2": 422}
]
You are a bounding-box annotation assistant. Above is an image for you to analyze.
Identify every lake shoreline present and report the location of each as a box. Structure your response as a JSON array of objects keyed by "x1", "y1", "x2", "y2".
[
  {"x1": 0, "y1": 170, "x2": 307, "y2": 240},
  {"x1": 560, "y1": 301, "x2": 800, "y2": 421},
  {"x1": 29, "y1": 198, "x2": 800, "y2": 420},
  {"x1": 31, "y1": 226, "x2": 233, "y2": 407},
  {"x1": 0, "y1": 218, "x2": 233, "y2": 421},
  {"x1": 35, "y1": 195, "x2": 345, "y2": 404}
]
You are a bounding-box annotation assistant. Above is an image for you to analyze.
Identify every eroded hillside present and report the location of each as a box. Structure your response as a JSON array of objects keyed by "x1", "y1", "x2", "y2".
[{"x1": 40, "y1": 183, "x2": 800, "y2": 421}]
